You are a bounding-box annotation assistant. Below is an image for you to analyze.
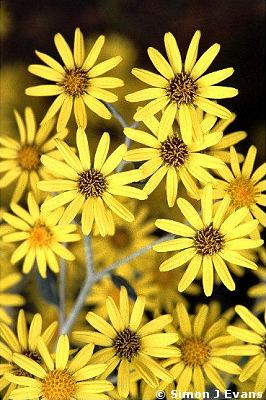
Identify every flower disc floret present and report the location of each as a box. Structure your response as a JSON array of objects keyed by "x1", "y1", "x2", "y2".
[
  {"x1": 61, "y1": 67, "x2": 89, "y2": 97},
  {"x1": 42, "y1": 370, "x2": 76, "y2": 400},
  {"x1": 166, "y1": 72, "x2": 198, "y2": 105},
  {"x1": 180, "y1": 337, "x2": 211, "y2": 367},
  {"x1": 113, "y1": 327, "x2": 141, "y2": 361}
]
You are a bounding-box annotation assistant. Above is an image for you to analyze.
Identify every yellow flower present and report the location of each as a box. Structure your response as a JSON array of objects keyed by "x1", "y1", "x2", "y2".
[
  {"x1": 6, "y1": 335, "x2": 113, "y2": 400},
  {"x1": 126, "y1": 31, "x2": 238, "y2": 144},
  {"x1": 159, "y1": 303, "x2": 241, "y2": 393},
  {"x1": 0, "y1": 309, "x2": 57, "y2": 400},
  {"x1": 0, "y1": 274, "x2": 24, "y2": 325},
  {"x1": 26, "y1": 27, "x2": 124, "y2": 131},
  {"x1": 154, "y1": 184, "x2": 264, "y2": 296},
  {"x1": 2, "y1": 192, "x2": 79, "y2": 278},
  {"x1": 38, "y1": 129, "x2": 147, "y2": 236},
  {"x1": 227, "y1": 305, "x2": 266, "y2": 394},
  {"x1": 0, "y1": 107, "x2": 68, "y2": 203},
  {"x1": 214, "y1": 145, "x2": 266, "y2": 234},
  {"x1": 72, "y1": 287, "x2": 179, "y2": 398},
  {"x1": 248, "y1": 266, "x2": 266, "y2": 314},
  {"x1": 135, "y1": 253, "x2": 200, "y2": 314},
  {"x1": 93, "y1": 201, "x2": 155, "y2": 264},
  {"x1": 124, "y1": 114, "x2": 225, "y2": 206},
  {"x1": 196, "y1": 110, "x2": 247, "y2": 163}
]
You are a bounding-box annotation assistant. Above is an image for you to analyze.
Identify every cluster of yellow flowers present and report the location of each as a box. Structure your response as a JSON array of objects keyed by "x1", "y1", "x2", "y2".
[{"x1": 0, "y1": 27, "x2": 265, "y2": 400}]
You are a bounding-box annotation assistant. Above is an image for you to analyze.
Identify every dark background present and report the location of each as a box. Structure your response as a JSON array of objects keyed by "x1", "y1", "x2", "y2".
[{"x1": 1, "y1": 0, "x2": 265, "y2": 161}]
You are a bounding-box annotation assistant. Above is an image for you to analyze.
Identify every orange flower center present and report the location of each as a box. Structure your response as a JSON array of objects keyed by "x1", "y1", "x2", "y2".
[
  {"x1": 194, "y1": 223, "x2": 224, "y2": 255},
  {"x1": 227, "y1": 178, "x2": 256, "y2": 208},
  {"x1": 17, "y1": 145, "x2": 40, "y2": 170},
  {"x1": 42, "y1": 370, "x2": 76, "y2": 400},
  {"x1": 160, "y1": 135, "x2": 189, "y2": 167},
  {"x1": 78, "y1": 169, "x2": 107, "y2": 198},
  {"x1": 61, "y1": 67, "x2": 89, "y2": 96},
  {"x1": 167, "y1": 72, "x2": 198, "y2": 105},
  {"x1": 180, "y1": 337, "x2": 211, "y2": 366},
  {"x1": 30, "y1": 223, "x2": 52, "y2": 247},
  {"x1": 113, "y1": 327, "x2": 141, "y2": 361},
  {"x1": 110, "y1": 227, "x2": 132, "y2": 249}
]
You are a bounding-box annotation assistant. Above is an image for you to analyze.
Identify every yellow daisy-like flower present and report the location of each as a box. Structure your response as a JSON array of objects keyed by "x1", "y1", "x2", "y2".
[
  {"x1": 248, "y1": 266, "x2": 266, "y2": 314},
  {"x1": 135, "y1": 253, "x2": 200, "y2": 314},
  {"x1": 196, "y1": 110, "x2": 247, "y2": 163},
  {"x1": 73, "y1": 287, "x2": 180, "y2": 398},
  {"x1": 0, "y1": 273, "x2": 24, "y2": 325},
  {"x1": 227, "y1": 305, "x2": 266, "y2": 394},
  {"x1": 124, "y1": 114, "x2": 225, "y2": 206},
  {"x1": 0, "y1": 107, "x2": 68, "y2": 203},
  {"x1": 214, "y1": 145, "x2": 266, "y2": 232},
  {"x1": 126, "y1": 31, "x2": 238, "y2": 144},
  {"x1": 93, "y1": 202, "x2": 155, "y2": 264},
  {"x1": 153, "y1": 184, "x2": 264, "y2": 296},
  {"x1": 2, "y1": 192, "x2": 79, "y2": 278},
  {"x1": 6, "y1": 335, "x2": 113, "y2": 400},
  {"x1": 160, "y1": 303, "x2": 241, "y2": 393},
  {"x1": 26, "y1": 27, "x2": 124, "y2": 131},
  {"x1": 38, "y1": 129, "x2": 147, "y2": 236},
  {"x1": 0, "y1": 309, "x2": 57, "y2": 400}
]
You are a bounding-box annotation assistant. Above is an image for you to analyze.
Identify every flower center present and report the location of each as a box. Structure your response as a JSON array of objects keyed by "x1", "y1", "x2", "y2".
[
  {"x1": 166, "y1": 72, "x2": 198, "y2": 105},
  {"x1": 113, "y1": 327, "x2": 141, "y2": 361},
  {"x1": 110, "y1": 227, "x2": 132, "y2": 249},
  {"x1": 78, "y1": 169, "x2": 107, "y2": 198},
  {"x1": 61, "y1": 67, "x2": 89, "y2": 97},
  {"x1": 42, "y1": 370, "x2": 76, "y2": 400},
  {"x1": 160, "y1": 135, "x2": 189, "y2": 167},
  {"x1": 30, "y1": 223, "x2": 52, "y2": 247},
  {"x1": 17, "y1": 146, "x2": 40, "y2": 170},
  {"x1": 261, "y1": 335, "x2": 266, "y2": 354},
  {"x1": 11, "y1": 350, "x2": 42, "y2": 377},
  {"x1": 227, "y1": 178, "x2": 256, "y2": 208},
  {"x1": 194, "y1": 223, "x2": 224, "y2": 256},
  {"x1": 180, "y1": 338, "x2": 211, "y2": 366}
]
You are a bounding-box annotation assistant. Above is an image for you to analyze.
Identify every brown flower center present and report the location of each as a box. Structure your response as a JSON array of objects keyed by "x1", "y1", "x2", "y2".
[
  {"x1": 78, "y1": 169, "x2": 107, "y2": 198},
  {"x1": 166, "y1": 72, "x2": 198, "y2": 106},
  {"x1": 227, "y1": 178, "x2": 256, "y2": 208},
  {"x1": 11, "y1": 350, "x2": 42, "y2": 377},
  {"x1": 110, "y1": 227, "x2": 132, "y2": 249},
  {"x1": 113, "y1": 327, "x2": 141, "y2": 361},
  {"x1": 261, "y1": 335, "x2": 266, "y2": 354},
  {"x1": 180, "y1": 337, "x2": 211, "y2": 366},
  {"x1": 17, "y1": 145, "x2": 40, "y2": 171},
  {"x1": 61, "y1": 67, "x2": 89, "y2": 97},
  {"x1": 194, "y1": 223, "x2": 224, "y2": 256},
  {"x1": 30, "y1": 223, "x2": 52, "y2": 247},
  {"x1": 160, "y1": 135, "x2": 189, "y2": 167},
  {"x1": 42, "y1": 370, "x2": 76, "y2": 400}
]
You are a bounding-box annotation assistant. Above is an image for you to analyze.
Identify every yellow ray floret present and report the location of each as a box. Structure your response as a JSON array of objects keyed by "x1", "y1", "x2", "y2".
[
  {"x1": 153, "y1": 184, "x2": 263, "y2": 296},
  {"x1": 6, "y1": 334, "x2": 113, "y2": 400},
  {"x1": 38, "y1": 129, "x2": 147, "y2": 236},
  {"x1": 72, "y1": 286, "x2": 179, "y2": 398},
  {"x1": 159, "y1": 303, "x2": 241, "y2": 394},
  {"x1": 26, "y1": 28, "x2": 124, "y2": 131},
  {"x1": 2, "y1": 192, "x2": 80, "y2": 278},
  {"x1": 214, "y1": 145, "x2": 266, "y2": 235},
  {"x1": 126, "y1": 31, "x2": 238, "y2": 145},
  {"x1": 0, "y1": 107, "x2": 68, "y2": 203},
  {"x1": 227, "y1": 305, "x2": 266, "y2": 394},
  {"x1": 124, "y1": 114, "x2": 226, "y2": 206}
]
